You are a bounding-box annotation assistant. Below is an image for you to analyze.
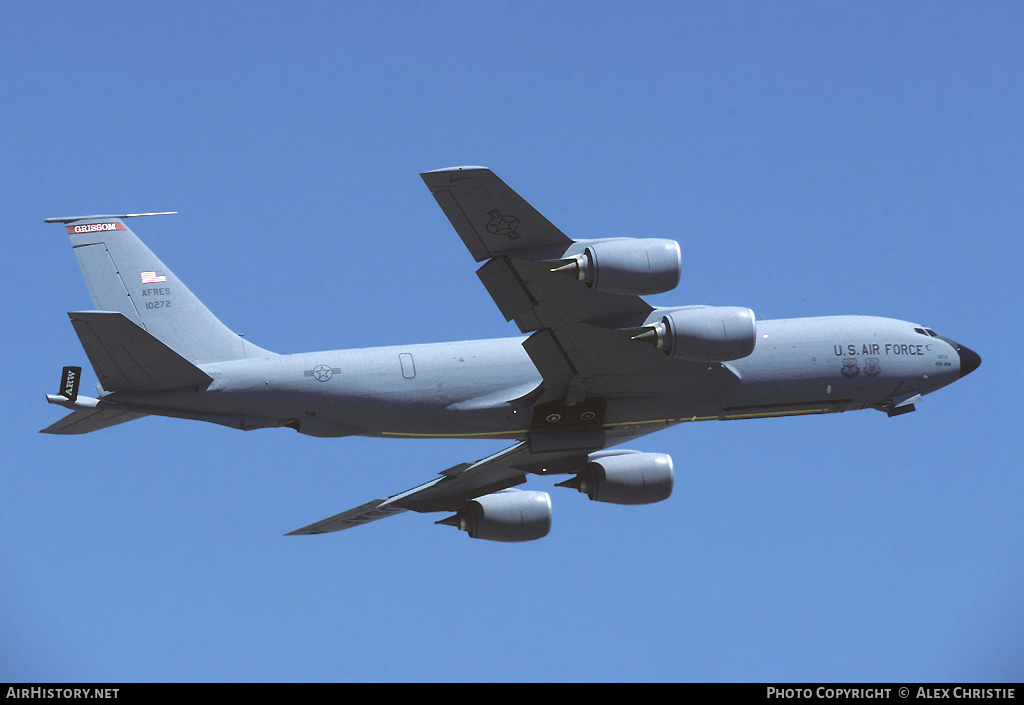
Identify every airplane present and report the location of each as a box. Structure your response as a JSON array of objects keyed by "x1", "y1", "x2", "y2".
[{"x1": 41, "y1": 167, "x2": 981, "y2": 542}]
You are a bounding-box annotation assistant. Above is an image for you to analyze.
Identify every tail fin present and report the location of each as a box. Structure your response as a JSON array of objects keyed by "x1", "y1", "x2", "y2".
[{"x1": 46, "y1": 213, "x2": 271, "y2": 364}]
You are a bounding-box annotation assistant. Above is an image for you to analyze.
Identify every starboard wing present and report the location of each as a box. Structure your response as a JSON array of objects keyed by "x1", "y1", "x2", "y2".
[
  {"x1": 421, "y1": 167, "x2": 739, "y2": 406},
  {"x1": 420, "y1": 167, "x2": 573, "y2": 262}
]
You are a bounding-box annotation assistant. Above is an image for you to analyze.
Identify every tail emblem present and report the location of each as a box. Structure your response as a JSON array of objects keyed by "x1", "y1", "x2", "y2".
[
  {"x1": 60, "y1": 366, "x2": 82, "y2": 402},
  {"x1": 65, "y1": 222, "x2": 126, "y2": 234},
  {"x1": 141, "y1": 271, "x2": 167, "y2": 283}
]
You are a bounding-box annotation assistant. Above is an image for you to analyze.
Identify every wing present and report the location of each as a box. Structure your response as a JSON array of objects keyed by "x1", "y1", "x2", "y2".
[
  {"x1": 291, "y1": 168, "x2": 739, "y2": 540},
  {"x1": 420, "y1": 166, "x2": 573, "y2": 261},
  {"x1": 421, "y1": 167, "x2": 739, "y2": 406},
  {"x1": 287, "y1": 442, "x2": 588, "y2": 535}
]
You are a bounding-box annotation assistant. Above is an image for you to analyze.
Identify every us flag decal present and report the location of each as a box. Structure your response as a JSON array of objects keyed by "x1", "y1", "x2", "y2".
[{"x1": 141, "y1": 271, "x2": 167, "y2": 283}]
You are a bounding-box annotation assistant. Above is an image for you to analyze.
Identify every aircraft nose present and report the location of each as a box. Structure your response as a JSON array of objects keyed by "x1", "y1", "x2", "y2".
[
  {"x1": 942, "y1": 337, "x2": 981, "y2": 379},
  {"x1": 957, "y1": 343, "x2": 981, "y2": 378}
]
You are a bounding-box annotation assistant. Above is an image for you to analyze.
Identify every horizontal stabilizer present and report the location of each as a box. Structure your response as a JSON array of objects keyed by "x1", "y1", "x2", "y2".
[
  {"x1": 40, "y1": 406, "x2": 148, "y2": 434},
  {"x1": 69, "y1": 311, "x2": 213, "y2": 392},
  {"x1": 44, "y1": 212, "x2": 176, "y2": 224}
]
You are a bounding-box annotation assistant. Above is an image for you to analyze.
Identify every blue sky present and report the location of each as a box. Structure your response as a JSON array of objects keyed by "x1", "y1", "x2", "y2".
[{"x1": 2, "y1": 1, "x2": 1021, "y2": 682}]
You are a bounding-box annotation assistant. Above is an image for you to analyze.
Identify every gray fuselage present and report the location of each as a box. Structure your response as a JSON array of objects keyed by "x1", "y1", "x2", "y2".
[{"x1": 104, "y1": 314, "x2": 966, "y2": 442}]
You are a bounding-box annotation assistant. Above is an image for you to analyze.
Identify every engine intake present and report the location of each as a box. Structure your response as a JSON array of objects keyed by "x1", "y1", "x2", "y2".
[
  {"x1": 436, "y1": 489, "x2": 552, "y2": 542},
  {"x1": 633, "y1": 306, "x2": 756, "y2": 361},
  {"x1": 557, "y1": 450, "x2": 673, "y2": 505},
  {"x1": 551, "y1": 238, "x2": 681, "y2": 296}
]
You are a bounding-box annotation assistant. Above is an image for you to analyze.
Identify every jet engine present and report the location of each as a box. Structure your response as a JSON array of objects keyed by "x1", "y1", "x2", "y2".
[
  {"x1": 556, "y1": 450, "x2": 673, "y2": 505},
  {"x1": 436, "y1": 489, "x2": 552, "y2": 542},
  {"x1": 551, "y1": 238, "x2": 682, "y2": 296},
  {"x1": 633, "y1": 306, "x2": 756, "y2": 361}
]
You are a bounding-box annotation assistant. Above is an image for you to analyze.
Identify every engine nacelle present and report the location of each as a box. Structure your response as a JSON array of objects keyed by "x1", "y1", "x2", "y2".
[
  {"x1": 436, "y1": 489, "x2": 552, "y2": 542},
  {"x1": 557, "y1": 450, "x2": 673, "y2": 505},
  {"x1": 554, "y1": 238, "x2": 681, "y2": 296},
  {"x1": 636, "y1": 306, "x2": 756, "y2": 361}
]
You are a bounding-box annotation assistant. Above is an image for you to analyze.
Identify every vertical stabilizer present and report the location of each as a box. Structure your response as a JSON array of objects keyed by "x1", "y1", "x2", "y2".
[{"x1": 46, "y1": 214, "x2": 272, "y2": 363}]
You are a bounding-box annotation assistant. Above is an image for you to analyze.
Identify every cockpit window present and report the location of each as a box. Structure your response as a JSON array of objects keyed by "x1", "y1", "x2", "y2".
[{"x1": 915, "y1": 327, "x2": 940, "y2": 337}]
